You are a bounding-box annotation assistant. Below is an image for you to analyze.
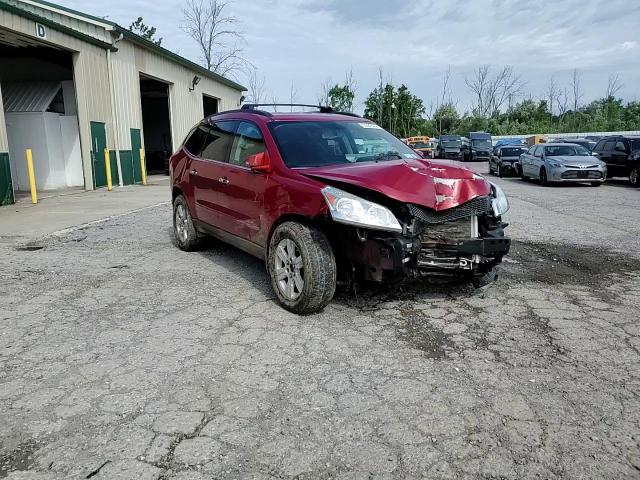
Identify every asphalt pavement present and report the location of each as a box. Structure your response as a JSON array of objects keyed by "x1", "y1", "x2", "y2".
[{"x1": 0, "y1": 163, "x2": 639, "y2": 479}]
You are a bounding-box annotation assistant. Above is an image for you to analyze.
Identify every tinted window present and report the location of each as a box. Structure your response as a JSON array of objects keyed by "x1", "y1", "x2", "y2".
[
  {"x1": 229, "y1": 121, "x2": 266, "y2": 167},
  {"x1": 593, "y1": 140, "x2": 606, "y2": 152},
  {"x1": 200, "y1": 121, "x2": 237, "y2": 162},
  {"x1": 615, "y1": 141, "x2": 627, "y2": 152},
  {"x1": 533, "y1": 146, "x2": 543, "y2": 157},
  {"x1": 603, "y1": 140, "x2": 616, "y2": 152},
  {"x1": 527, "y1": 146, "x2": 536, "y2": 155},
  {"x1": 184, "y1": 124, "x2": 209, "y2": 156},
  {"x1": 270, "y1": 121, "x2": 419, "y2": 168},
  {"x1": 631, "y1": 139, "x2": 640, "y2": 151}
]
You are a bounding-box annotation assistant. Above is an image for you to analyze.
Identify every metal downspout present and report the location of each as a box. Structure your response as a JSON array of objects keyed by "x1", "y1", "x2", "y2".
[{"x1": 107, "y1": 33, "x2": 124, "y2": 187}]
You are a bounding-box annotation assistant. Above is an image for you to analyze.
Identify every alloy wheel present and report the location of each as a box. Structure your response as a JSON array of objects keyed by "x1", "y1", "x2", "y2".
[
  {"x1": 175, "y1": 204, "x2": 189, "y2": 243},
  {"x1": 630, "y1": 168, "x2": 639, "y2": 187},
  {"x1": 274, "y1": 238, "x2": 304, "y2": 301}
]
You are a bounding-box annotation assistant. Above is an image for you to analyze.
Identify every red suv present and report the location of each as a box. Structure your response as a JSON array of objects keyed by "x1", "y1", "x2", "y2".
[{"x1": 170, "y1": 104, "x2": 511, "y2": 313}]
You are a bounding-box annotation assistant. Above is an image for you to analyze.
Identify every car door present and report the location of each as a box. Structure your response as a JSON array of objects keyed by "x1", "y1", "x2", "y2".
[
  {"x1": 214, "y1": 120, "x2": 271, "y2": 245},
  {"x1": 190, "y1": 120, "x2": 238, "y2": 229},
  {"x1": 522, "y1": 146, "x2": 536, "y2": 176},
  {"x1": 532, "y1": 145, "x2": 544, "y2": 178},
  {"x1": 611, "y1": 140, "x2": 630, "y2": 173}
]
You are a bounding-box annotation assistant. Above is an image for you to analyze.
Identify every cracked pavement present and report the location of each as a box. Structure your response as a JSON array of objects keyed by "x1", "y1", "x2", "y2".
[{"x1": 1, "y1": 173, "x2": 640, "y2": 479}]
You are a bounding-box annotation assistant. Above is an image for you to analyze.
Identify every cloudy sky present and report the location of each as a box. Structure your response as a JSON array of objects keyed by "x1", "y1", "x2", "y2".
[{"x1": 58, "y1": 0, "x2": 639, "y2": 113}]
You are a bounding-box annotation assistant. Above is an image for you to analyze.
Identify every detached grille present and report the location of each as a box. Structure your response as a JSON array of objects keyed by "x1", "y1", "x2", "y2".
[
  {"x1": 408, "y1": 196, "x2": 492, "y2": 225},
  {"x1": 418, "y1": 217, "x2": 475, "y2": 270},
  {"x1": 561, "y1": 170, "x2": 603, "y2": 179}
]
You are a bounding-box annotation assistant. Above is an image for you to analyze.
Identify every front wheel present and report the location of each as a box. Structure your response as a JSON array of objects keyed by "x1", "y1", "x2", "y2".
[
  {"x1": 540, "y1": 168, "x2": 549, "y2": 186},
  {"x1": 268, "y1": 222, "x2": 336, "y2": 314},
  {"x1": 496, "y1": 163, "x2": 503, "y2": 177},
  {"x1": 629, "y1": 167, "x2": 639, "y2": 187}
]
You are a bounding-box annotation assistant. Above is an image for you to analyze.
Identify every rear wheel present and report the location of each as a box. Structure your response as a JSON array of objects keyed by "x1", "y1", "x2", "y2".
[
  {"x1": 496, "y1": 163, "x2": 503, "y2": 177},
  {"x1": 173, "y1": 195, "x2": 202, "y2": 251},
  {"x1": 629, "y1": 167, "x2": 639, "y2": 187},
  {"x1": 268, "y1": 222, "x2": 336, "y2": 314}
]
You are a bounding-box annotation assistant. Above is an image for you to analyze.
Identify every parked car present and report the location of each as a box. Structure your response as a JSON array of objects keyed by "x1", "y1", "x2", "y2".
[
  {"x1": 489, "y1": 145, "x2": 528, "y2": 177},
  {"x1": 170, "y1": 104, "x2": 511, "y2": 313},
  {"x1": 549, "y1": 138, "x2": 597, "y2": 152},
  {"x1": 591, "y1": 135, "x2": 640, "y2": 186},
  {"x1": 519, "y1": 143, "x2": 607, "y2": 186}
]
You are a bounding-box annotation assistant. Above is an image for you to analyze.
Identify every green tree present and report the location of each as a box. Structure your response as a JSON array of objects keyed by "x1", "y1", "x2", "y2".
[
  {"x1": 432, "y1": 102, "x2": 459, "y2": 135},
  {"x1": 129, "y1": 17, "x2": 163, "y2": 46},
  {"x1": 363, "y1": 83, "x2": 425, "y2": 138},
  {"x1": 328, "y1": 85, "x2": 356, "y2": 112}
]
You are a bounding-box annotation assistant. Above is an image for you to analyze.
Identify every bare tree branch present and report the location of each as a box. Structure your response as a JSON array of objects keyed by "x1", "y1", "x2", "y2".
[
  {"x1": 545, "y1": 75, "x2": 559, "y2": 115},
  {"x1": 571, "y1": 69, "x2": 583, "y2": 111},
  {"x1": 317, "y1": 78, "x2": 332, "y2": 106},
  {"x1": 465, "y1": 65, "x2": 524, "y2": 117},
  {"x1": 244, "y1": 65, "x2": 266, "y2": 104},
  {"x1": 182, "y1": 0, "x2": 246, "y2": 77},
  {"x1": 606, "y1": 73, "x2": 624, "y2": 98}
]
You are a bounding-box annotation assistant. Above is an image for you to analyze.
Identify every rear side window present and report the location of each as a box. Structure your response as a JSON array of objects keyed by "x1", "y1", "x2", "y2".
[
  {"x1": 200, "y1": 121, "x2": 238, "y2": 162},
  {"x1": 229, "y1": 121, "x2": 265, "y2": 167},
  {"x1": 615, "y1": 141, "x2": 627, "y2": 152},
  {"x1": 631, "y1": 140, "x2": 640, "y2": 151},
  {"x1": 184, "y1": 124, "x2": 208, "y2": 156}
]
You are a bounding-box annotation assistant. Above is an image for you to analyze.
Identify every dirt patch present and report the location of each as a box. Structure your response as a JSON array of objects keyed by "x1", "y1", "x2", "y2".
[
  {"x1": 0, "y1": 439, "x2": 40, "y2": 477},
  {"x1": 502, "y1": 240, "x2": 640, "y2": 286}
]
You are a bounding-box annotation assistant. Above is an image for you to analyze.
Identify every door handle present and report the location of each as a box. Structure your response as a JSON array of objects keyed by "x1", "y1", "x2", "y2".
[
  {"x1": 190, "y1": 169, "x2": 198, "y2": 176},
  {"x1": 218, "y1": 177, "x2": 230, "y2": 185}
]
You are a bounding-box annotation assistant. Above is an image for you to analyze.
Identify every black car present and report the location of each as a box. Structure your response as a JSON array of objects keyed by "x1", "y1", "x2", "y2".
[
  {"x1": 592, "y1": 136, "x2": 640, "y2": 186},
  {"x1": 489, "y1": 145, "x2": 528, "y2": 177}
]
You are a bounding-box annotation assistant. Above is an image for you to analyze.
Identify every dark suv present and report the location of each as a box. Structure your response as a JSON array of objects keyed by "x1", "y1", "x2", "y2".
[
  {"x1": 170, "y1": 104, "x2": 511, "y2": 313},
  {"x1": 592, "y1": 136, "x2": 640, "y2": 186}
]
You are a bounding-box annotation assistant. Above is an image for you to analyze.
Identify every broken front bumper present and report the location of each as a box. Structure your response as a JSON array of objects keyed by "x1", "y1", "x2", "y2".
[{"x1": 340, "y1": 231, "x2": 510, "y2": 283}]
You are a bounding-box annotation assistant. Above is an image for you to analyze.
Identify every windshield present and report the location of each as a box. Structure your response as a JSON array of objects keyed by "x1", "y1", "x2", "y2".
[
  {"x1": 440, "y1": 137, "x2": 461, "y2": 148},
  {"x1": 270, "y1": 121, "x2": 420, "y2": 168},
  {"x1": 409, "y1": 142, "x2": 430, "y2": 149},
  {"x1": 501, "y1": 147, "x2": 526, "y2": 157},
  {"x1": 545, "y1": 145, "x2": 591, "y2": 157},
  {"x1": 471, "y1": 139, "x2": 492, "y2": 149}
]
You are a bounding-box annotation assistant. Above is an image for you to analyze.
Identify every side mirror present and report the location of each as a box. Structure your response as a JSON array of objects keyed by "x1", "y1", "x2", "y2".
[
  {"x1": 246, "y1": 151, "x2": 271, "y2": 173},
  {"x1": 592, "y1": 152, "x2": 600, "y2": 157}
]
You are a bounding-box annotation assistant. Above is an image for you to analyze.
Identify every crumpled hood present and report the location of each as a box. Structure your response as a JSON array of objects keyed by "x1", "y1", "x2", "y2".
[{"x1": 299, "y1": 159, "x2": 491, "y2": 211}]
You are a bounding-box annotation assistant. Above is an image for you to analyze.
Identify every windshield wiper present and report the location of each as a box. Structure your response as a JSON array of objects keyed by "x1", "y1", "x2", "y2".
[{"x1": 355, "y1": 151, "x2": 404, "y2": 163}]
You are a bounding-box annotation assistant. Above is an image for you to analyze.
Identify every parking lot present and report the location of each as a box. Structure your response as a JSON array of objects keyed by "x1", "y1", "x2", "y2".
[{"x1": 1, "y1": 163, "x2": 639, "y2": 479}]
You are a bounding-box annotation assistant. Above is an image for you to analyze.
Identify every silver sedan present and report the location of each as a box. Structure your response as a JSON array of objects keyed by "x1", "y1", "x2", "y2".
[{"x1": 519, "y1": 143, "x2": 607, "y2": 186}]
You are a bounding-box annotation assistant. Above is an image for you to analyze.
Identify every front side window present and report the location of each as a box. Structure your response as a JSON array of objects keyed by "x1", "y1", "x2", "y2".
[
  {"x1": 630, "y1": 139, "x2": 640, "y2": 151},
  {"x1": 229, "y1": 121, "x2": 266, "y2": 167},
  {"x1": 615, "y1": 141, "x2": 627, "y2": 152},
  {"x1": 593, "y1": 140, "x2": 606, "y2": 152},
  {"x1": 534, "y1": 146, "x2": 543, "y2": 157},
  {"x1": 200, "y1": 121, "x2": 238, "y2": 162},
  {"x1": 270, "y1": 121, "x2": 419, "y2": 168},
  {"x1": 603, "y1": 140, "x2": 616, "y2": 152}
]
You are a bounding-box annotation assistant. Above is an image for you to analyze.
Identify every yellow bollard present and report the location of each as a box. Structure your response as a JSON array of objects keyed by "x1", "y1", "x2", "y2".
[
  {"x1": 25, "y1": 149, "x2": 38, "y2": 204},
  {"x1": 104, "y1": 148, "x2": 112, "y2": 191},
  {"x1": 140, "y1": 148, "x2": 147, "y2": 185}
]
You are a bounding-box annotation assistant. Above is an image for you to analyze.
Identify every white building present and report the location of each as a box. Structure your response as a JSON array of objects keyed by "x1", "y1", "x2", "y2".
[{"x1": 0, "y1": 0, "x2": 245, "y2": 206}]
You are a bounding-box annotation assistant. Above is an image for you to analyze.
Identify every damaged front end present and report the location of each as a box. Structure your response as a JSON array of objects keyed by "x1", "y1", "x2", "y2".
[{"x1": 323, "y1": 182, "x2": 510, "y2": 287}]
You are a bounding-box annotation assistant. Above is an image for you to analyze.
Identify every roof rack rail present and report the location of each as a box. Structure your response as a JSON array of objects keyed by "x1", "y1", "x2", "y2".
[{"x1": 241, "y1": 103, "x2": 335, "y2": 113}]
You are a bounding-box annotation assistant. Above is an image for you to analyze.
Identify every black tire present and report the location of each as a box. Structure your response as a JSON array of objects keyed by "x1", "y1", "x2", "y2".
[
  {"x1": 173, "y1": 195, "x2": 202, "y2": 251},
  {"x1": 540, "y1": 168, "x2": 549, "y2": 186},
  {"x1": 488, "y1": 162, "x2": 494, "y2": 175},
  {"x1": 267, "y1": 222, "x2": 336, "y2": 314},
  {"x1": 521, "y1": 169, "x2": 529, "y2": 182},
  {"x1": 629, "y1": 167, "x2": 639, "y2": 187},
  {"x1": 496, "y1": 163, "x2": 503, "y2": 177}
]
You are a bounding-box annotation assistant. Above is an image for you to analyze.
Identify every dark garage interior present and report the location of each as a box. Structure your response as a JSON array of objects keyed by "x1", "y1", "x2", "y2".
[{"x1": 140, "y1": 76, "x2": 173, "y2": 174}]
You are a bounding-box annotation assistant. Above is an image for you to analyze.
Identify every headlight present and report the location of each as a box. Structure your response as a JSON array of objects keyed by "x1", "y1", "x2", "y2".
[
  {"x1": 489, "y1": 182, "x2": 509, "y2": 217},
  {"x1": 321, "y1": 186, "x2": 402, "y2": 232},
  {"x1": 547, "y1": 160, "x2": 562, "y2": 168}
]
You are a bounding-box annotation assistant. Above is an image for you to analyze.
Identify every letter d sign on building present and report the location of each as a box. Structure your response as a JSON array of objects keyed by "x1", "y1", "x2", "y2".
[{"x1": 35, "y1": 23, "x2": 47, "y2": 40}]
